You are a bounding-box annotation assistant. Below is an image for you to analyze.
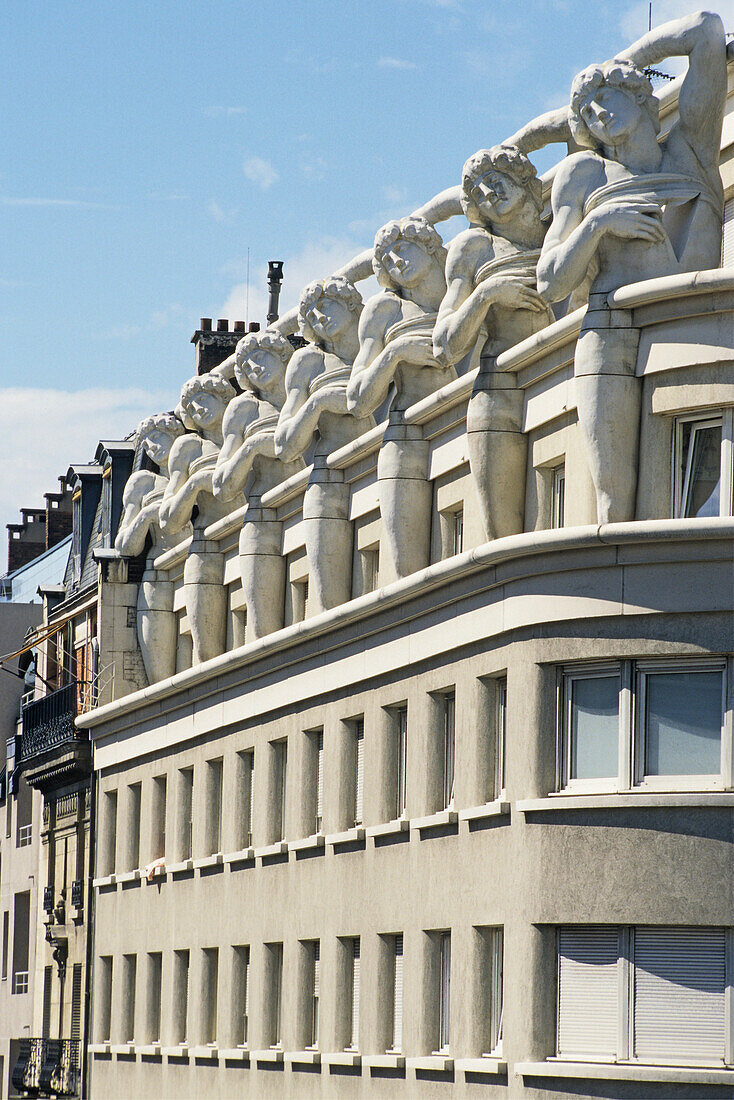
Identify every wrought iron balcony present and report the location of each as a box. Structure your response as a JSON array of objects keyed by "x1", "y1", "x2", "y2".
[
  {"x1": 11, "y1": 1038, "x2": 80, "y2": 1097},
  {"x1": 17, "y1": 684, "x2": 91, "y2": 791}
]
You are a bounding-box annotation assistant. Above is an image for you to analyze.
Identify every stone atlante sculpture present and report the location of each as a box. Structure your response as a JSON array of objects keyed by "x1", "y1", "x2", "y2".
[
  {"x1": 159, "y1": 374, "x2": 236, "y2": 664},
  {"x1": 114, "y1": 412, "x2": 190, "y2": 684},
  {"x1": 274, "y1": 276, "x2": 374, "y2": 612},
  {"x1": 346, "y1": 215, "x2": 454, "y2": 581},
  {"x1": 212, "y1": 330, "x2": 303, "y2": 640},
  {"x1": 434, "y1": 145, "x2": 556, "y2": 540},
  {"x1": 532, "y1": 9, "x2": 727, "y2": 523}
]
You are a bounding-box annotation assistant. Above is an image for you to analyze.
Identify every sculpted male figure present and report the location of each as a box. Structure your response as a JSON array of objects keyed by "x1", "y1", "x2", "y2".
[
  {"x1": 347, "y1": 215, "x2": 453, "y2": 580},
  {"x1": 536, "y1": 10, "x2": 726, "y2": 523},
  {"x1": 274, "y1": 276, "x2": 374, "y2": 611},
  {"x1": 434, "y1": 146, "x2": 555, "y2": 540},
  {"x1": 212, "y1": 331, "x2": 303, "y2": 641},
  {"x1": 159, "y1": 374, "x2": 236, "y2": 665},
  {"x1": 115, "y1": 412, "x2": 190, "y2": 684}
]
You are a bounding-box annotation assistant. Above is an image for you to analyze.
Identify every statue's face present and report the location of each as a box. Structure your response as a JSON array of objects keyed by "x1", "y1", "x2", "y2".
[
  {"x1": 306, "y1": 294, "x2": 352, "y2": 342},
  {"x1": 143, "y1": 428, "x2": 173, "y2": 465},
  {"x1": 243, "y1": 349, "x2": 283, "y2": 395},
  {"x1": 184, "y1": 390, "x2": 224, "y2": 430},
  {"x1": 579, "y1": 84, "x2": 644, "y2": 146},
  {"x1": 380, "y1": 237, "x2": 434, "y2": 289},
  {"x1": 471, "y1": 168, "x2": 526, "y2": 224}
]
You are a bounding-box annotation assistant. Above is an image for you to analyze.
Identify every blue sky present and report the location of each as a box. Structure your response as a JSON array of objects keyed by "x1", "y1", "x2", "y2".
[{"x1": 1, "y1": 0, "x2": 731, "y2": 544}]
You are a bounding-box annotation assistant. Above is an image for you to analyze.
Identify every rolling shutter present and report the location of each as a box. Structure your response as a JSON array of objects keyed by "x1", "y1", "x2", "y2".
[
  {"x1": 355, "y1": 722, "x2": 364, "y2": 826},
  {"x1": 316, "y1": 733, "x2": 324, "y2": 829},
  {"x1": 633, "y1": 927, "x2": 726, "y2": 1062},
  {"x1": 71, "y1": 963, "x2": 83, "y2": 1041},
  {"x1": 350, "y1": 939, "x2": 360, "y2": 1049},
  {"x1": 722, "y1": 198, "x2": 734, "y2": 268},
  {"x1": 557, "y1": 927, "x2": 619, "y2": 1058},
  {"x1": 42, "y1": 966, "x2": 52, "y2": 1038},
  {"x1": 392, "y1": 934, "x2": 404, "y2": 1050}
]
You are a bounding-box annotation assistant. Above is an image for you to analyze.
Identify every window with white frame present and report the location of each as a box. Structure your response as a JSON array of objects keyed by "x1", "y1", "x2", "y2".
[
  {"x1": 269, "y1": 942, "x2": 284, "y2": 1047},
  {"x1": 495, "y1": 677, "x2": 507, "y2": 798},
  {"x1": 233, "y1": 944, "x2": 250, "y2": 1047},
  {"x1": 674, "y1": 410, "x2": 733, "y2": 519},
  {"x1": 346, "y1": 937, "x2": 360, "y2": 1051},
  {"x1": 560, "y1": 659, "x2": 730, "y2": 792},
  {"x1": 237, "y1": 751, "x2": 254, "y2": 849},
  {"x1": 271, "y1": 740, "x2": 288, "y2": 842},
  {"x1": 442, "y1": 691, "x2": 456, "y2": 809},
  {"x1": 452, "y1": 507, "x2": 464, "y2": 556},
  {"x1": 557, "y1": 925, "x2": 733, "y2": 1066},
  {"x1": 312, "y1": 730, "x2": 324, "y2": 835},
  {"x1": 387, "y1": 933, "x2": 404, "y2": 1053},
  {"x1": 552, "y1": 464, "x2": 566, "y2": 528},
  {"x1": 435, "y1": 931, "x2": 451, "y2": 1054},
  {"x1": 395, "y1": 706, "x2": 408, "y2": 819},
  {"x1": 353, "y1": 718, "x2": 364, "y2": 828},
  {"x1": 305, "y1": 940, "x2": 320, "y2": 1049}
]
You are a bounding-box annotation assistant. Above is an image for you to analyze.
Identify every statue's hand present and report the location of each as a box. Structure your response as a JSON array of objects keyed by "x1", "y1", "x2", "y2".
[
  {"x1": 480, "y1": 277, "x2": 549, "y2": 312},
  {"x1": 590, "y1": 201, "x2": 667, "y2": 244},
  {"x1": 388, "y1": 333, "x2": 439, "y2": 367},
  {"x1": 312, "y1": 383, "x2": 348, "y2": 412}
]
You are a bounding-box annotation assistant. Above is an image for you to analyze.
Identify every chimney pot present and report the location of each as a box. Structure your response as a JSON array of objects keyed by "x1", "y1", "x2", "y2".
[
  {"x1": 200, "y1": 317, "x2": 212, "y2": 331},
  {"x1": 233, "y1": 320, "x2": 246, "y2": 332},
  {"x1": 248, "y1": 322, "x2": 260, "y2": 333},
  {"x1": 217, "y1": 318, "x2": 228, "y2": 332}
]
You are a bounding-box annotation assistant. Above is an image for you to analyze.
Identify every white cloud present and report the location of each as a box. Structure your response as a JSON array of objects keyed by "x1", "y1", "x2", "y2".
[
  {"x1": 243, "y1": 156, "x2": 279, "y2": 190},
  {"x1": 377, "y1": 56, "x2": 418, "y2": 70},
  {"x1": 0, "y1": 386, "x2": 176, "y2": 543},
  {"x1": 218, "y1": 235, "x2": 381, "y2": 328}
]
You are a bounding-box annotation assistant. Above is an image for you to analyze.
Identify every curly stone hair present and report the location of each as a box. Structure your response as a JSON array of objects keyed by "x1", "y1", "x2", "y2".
[
  {"x1": 234, "y1": 329, "x2": 294, "y2": 389},
  {"x1": 179, "y1": 372, "x2": 236, "y2": 413},
  {"x1": 461, "y1": 145, "x2": 544, "y2": 226},
  {"x1": 372, "y1": 215, "x2": 447, "y2": 290},
  {"x1": 569, "y1": 59, "x2": 659, "y2": 151},
  {"x1": 137, "y1": 410, "x2": 187, "y2": 447},
  {"x1": 298, "y1": 275, "x2": 364, "y2": 345}
]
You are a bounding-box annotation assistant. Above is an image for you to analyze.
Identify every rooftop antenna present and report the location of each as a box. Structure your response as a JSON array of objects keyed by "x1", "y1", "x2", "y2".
[
  {"x1": 649, "y1": 3, "x2": 652, "y2": 32},
  {"x1": 245, "y1": 247, "x2": 250, "y2": 328}
]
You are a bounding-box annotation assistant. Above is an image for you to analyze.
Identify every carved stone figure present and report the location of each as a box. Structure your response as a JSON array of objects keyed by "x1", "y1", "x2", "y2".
[
  {"x1": 347, "y1": 216, "x2": 453, "y2": 580},
  {"x1": 212, "y1": 331, "x2": 303, "y2": 641},
  {"x1": 159, "y1": 374, "x2": 236, "y2": 664},
  {"x1": 274, "y1": 276, "x2": 374, "y2": 612},
  {"x1": 115, "y1": 412, "x2": 190, "y2": 684},
  {"x1": 434, "y1": 146, "x2": 556, "y2": 540},
  {"x1": 535, "y1": 10, "x2": 726, "y2": 523}
]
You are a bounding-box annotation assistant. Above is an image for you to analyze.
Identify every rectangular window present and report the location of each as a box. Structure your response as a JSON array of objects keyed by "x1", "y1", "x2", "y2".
[
  {"x1": 201, "y1": 947, "x2": 218, "y2": 1045},
  {"x1": 292, "y1": 578, "x2": 309, "y2": 624},
  {"x1": 206, "y1": 758, "x2": 223, "y2": 855},
  {"x1": 150, "y1": 776, "x2": 166, "y2": 862},
  {"x1": 271, "y1": 740, "x2": 288, "y2": 842},
  {"x1": 347, "y1": 937, "x2": 360, "y2": 1051},
  {"x1": 146, "y1": 953, "x2": 162, "y2": 1044},
  {"x1": 102, "y1": 790, "x2": 117, "y2": 876},
  {"x1": 11, "y1": 891, "x2": 30, "y2": 994},
  {"x1": 173, "y1": 949, "x2": 190, "y2": 1045},
  {"x1": 122, "y1": 954, "x2": 137, "y2": 1043},
  {"x1": 495, "y1": 678, "x2": 507, "y2": 797},
  {"x1": 178, "y1": 768, "x2": 193, "y2": 861},
  {"x1": 354, "y1": 718, "x2": 365, "y2": 827},
  {"x1": 308, "y1": 730, "x2": 324, "y2": 835},
  {"x1": 267, "y1": 942, "x2": 284, "y2": 1048},
  {"x1": 637, "y1": 665, "x2": 724, "y2": 784},
  {"x1": 42, "y1": 966, "x2": 53, "y2": 1039},
  {"x1": 2, "y1": 910, "x2": 8, "y2": 980},
  {"x1": 442, "y1": 692, "x2": 455, "y2": 809},
  {"x1": 562, "y1": 667, "x2": 621, "y2": 790},
  {"x1": 452, "y1": 508, "x2": 464, "y2": 556},
  {"x1": 675, "y1": 410, "x2": 734, "y2": 519},
  {"x1": 552, "y1": 464, "x2": 566, "y2": 528},
  {"x1": 361, "y1": 546, "x2": 380, "y2": 594},
  {"x1": 437, "y1": 931, "x2": 451, "y2": 1053},
  {"x1": 488, "y1": 927, "x2": 504, "y2": 1056},
  {"x1": 232, "y1": 945, "x2": 250, "y2": 1047},
  {"x1": 97, "y1": 957, "x2": 113, "y2": 1043},
  {"x1": 237, "y1": 751, "x2": 254, "y2": 849},
  {"x1": 71, "y1": 963, "x2": 83, "y2": 1042},
  {"x1": 388, "y1": 933, "x2": 404, "y2": 1053},
  {"x1": 557, "y1": 926, "x2": 731, "y2": 1066},
  {"x1": 395, "y1": 707, "x2": 407, "y2": 819},
  {"x1": 126, "y1": 783, "x2": 141, "y2": 872},
  {"x1": 305, "y1": 940, "x2": 320, "y2": 1049}
]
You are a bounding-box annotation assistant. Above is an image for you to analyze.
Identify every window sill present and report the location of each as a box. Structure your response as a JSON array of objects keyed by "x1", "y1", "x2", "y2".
[
  {"x1": 251, "y1": 1048, "x2": 284, "y2": 1064},
  {"x1": 410, "y1": 810, "x2": 458, "y2": 832},
  {"x1": 285, "y1": 1050, "x2": 321, "y2": 1065},
  {"x1": 516, "y1": 1061, "x2": 734, "y2": 1085},
  {"x1": 110, "y1": 1043, "x2": 135, "y2": 1057},
  {"x1": 116, "y1": 869, "x2": 141, "y2": 884},
  {"x1": 363, "y1": 1053, "x2": 405, "y2": 1069},
  {"x1": 135, "y1": 1044, "x2": 161, "y2": 1056},
  {"x1": 455, "y1": 1057, "x2": 506, "y2": 1075},
  {"x1": 322, "y1": 1051, "x2": 361, "y2": 1067},
  {"x1": 167, "y1": 859, "x2": 193, "y2": 874},
  {"x1": 407, "y1": 1055, "x2": 454, "y2": 1071},
  {"x1": 92, "y1": 874, "x2": 116, "y2": 889},
  {"x1": 518, "y1": 791, "x2": 734, "y2": 813},
  {"x1": 192, "y1": 853, "x2": 223, "y2": 870},
  {"x1": 289, "y1": 834, "x2": 325, "y2": 854},
  {"x1": 219, "y1": 1047, "x2": 250, "y2": 1061},
  {"x1": 253, "y1": 841, "x2": 289, "y2": 859},
  {"x1": 366, "y1": 818, "x2": 410, "y2": 840},
  {"x1": 458, "y1": 799, "x2": 511, "y2": 823},
  {"x1": 88, "y1": 1043, "x2": 110, "y2": 1056},
  {"x1": 223, "y1": 847, "x2": 254, "y2": 866},
  {"x1": 189, "y1": 1045, "x2": 219, "y2": 1058},
  {"x1": 325, "y1": 826, "x2": 366, "y2": 846},
  {"x1": 161, "y1": 1045, "x2": 189, "y2": 1059}
]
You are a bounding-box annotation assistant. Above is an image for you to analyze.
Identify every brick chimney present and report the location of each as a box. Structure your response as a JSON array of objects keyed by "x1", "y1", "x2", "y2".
[
  {"x1": 191, "y1": 317, "x2": 250, "y2": 375},
  {"x1": 5, "y1": 476, "x2": 74, "y2": 574}
]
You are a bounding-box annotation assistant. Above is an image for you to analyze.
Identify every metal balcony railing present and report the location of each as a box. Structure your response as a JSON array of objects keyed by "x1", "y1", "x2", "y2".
[
  {"x1": 18, "y1": 683, "x2": 80, "y2": 763},
  {"x1": 11, "y1": 1038, "x2": 81, "y2": 1097}
]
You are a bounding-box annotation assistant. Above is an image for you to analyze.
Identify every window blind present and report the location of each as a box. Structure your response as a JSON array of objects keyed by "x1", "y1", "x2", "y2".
[
  {"x1": 557, "y1": 927, "x2": 619, "y2": 1058},
  {"x1": 355, "y1": 721, "x2": 364, "y2": 826},
  {"x1": 392, "y1": 934, "x2": 404, "y2": 1051},
  {"x1": 722, "y1": 198, "x2": 734, "y2": 268},
  {"x1": 350, "y1": 939, "x2": 360, "y2": 1050},
  {"x1": 316, "y1": 732, "x2": 324, "y2": 829}
]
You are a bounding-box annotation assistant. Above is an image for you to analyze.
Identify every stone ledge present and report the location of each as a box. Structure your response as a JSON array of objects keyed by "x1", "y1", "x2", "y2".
[
  {"x1": 193, "y1": 852, "x2": 223, "y2": 870},
  {"x1": 321, "y1": 1051, "x2": 361, "y2": 1066},
  {"x1": 325, "y1": 826, "x2": 365, "y2": 847},
  {"x1": 189, "y1": 1045, "x2": 219, "y2": 1059},
  {"x1": 223, "y1": 847, "x2": 255, "y2": 866},
  {"x1": 219, "y1": 1047, "x2": 250, "y2": 1061},
  {"x1": 284, "y1": 1050, "x2": 321, "y2": 1065},
  {"x1": 135, "y1": 1044, "x2": 161, "y2": 1056},
  {"x1": 518, "y1": 792, "x2": 734, "y2": 813},
  {"x1": 161, "y1": 1045, "x2": 189, "y2": 1059},
  {"x1": 516, "y1": 1061, "x2": 734, "y2": 1085},
  {"x1": 110, "y1": 1043, "x2": 135, "y2": 1057},
  {"x1": 407, "y1": 1055, "x2": 454, "y2": 1071},
  {"x1": 363, "y1": 1053, "x2": 405, "y2": 1069},
  {"x1": 92, "y1": 874, "x2": 116, "y2": 889},
  {"x1": 253, "y1": 841, "x2": 289, "y2": 859},
  {"x1": 87, "y1": 1043, "x2": 110, "y2": 1056},
  {"x1": 455, "y1": 1057, "x2": 506, "y2": 1075},
  {"x1": 116, "y1": 869, "x2": 141, "y2": 884},
  {"x1": 458, "y1": 799, "x2": 511, "y2": 823},
  {"x1": 167, "y1": 859, "x2": 193, "y2": 874},
  {"x1": 366, "y1": 818, "x2": 410, "y2": 840},
  {"x1": 289, "y1": 834, "x2": 325, "y2": 854},
  {"x1": 251, "y1": 1048, "x2": 284, "y2": 1063},
  {"x1": 410, "y1": 810, "x2": 458, "y2": 832}
]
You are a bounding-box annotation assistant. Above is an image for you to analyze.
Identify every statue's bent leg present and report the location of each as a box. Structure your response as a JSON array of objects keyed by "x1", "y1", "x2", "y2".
[
  {"x1": 574, "y1": 317, "x2": 642, "y2": 525},
  {"x1": 377, "y1": 419, "x2": 431, "y2": 582},
  {"x1": 137, "y1": 570, "x2": 176, "y2": 684},
  {"x1": 467, "y1": 370, "x2": 527, "y2": 541},
  {"x1": 184, "y1": 539, "x2": 227, "y2": 665},
  {"x1": 240, "y1": 509, "x2": 285, "y2": 641},
  {"x1": 303, "y1": 473, "x2": 352, "y2": 612}
]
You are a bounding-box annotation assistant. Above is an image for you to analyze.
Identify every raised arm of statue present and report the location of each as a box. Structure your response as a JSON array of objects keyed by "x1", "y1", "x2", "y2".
[
  {"x1": 504, "y1": 107, "x2": 574, "y2": 155},
  {"x1": 159, "y1": 436, "x2": 208, "y2": 534},
  {"x1": 274, "y1": 347, "x2": 341, "y2": 462},
  {"x1": 346, "y1": 296, "x2": 404, "y2": 418},
  {"x1": 115, "y1": 471, "x2": 161, "y2": 557},
  {"x1": 618, "y1": 10, "x2": 725, "y2": 170},
  {"x1": 212, "y1": 393, "x2": 274, "y2": 502}
]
